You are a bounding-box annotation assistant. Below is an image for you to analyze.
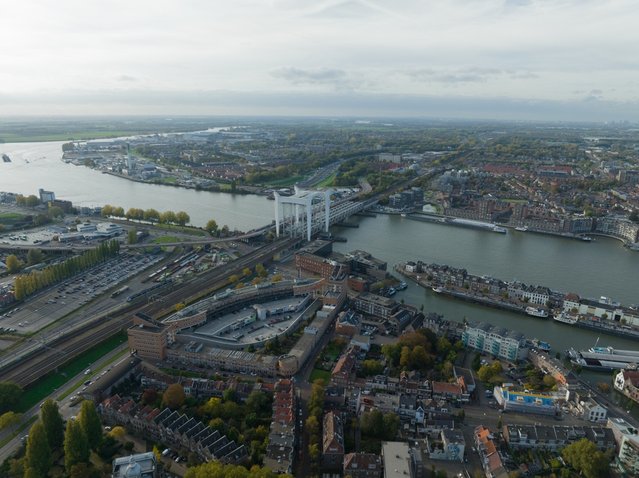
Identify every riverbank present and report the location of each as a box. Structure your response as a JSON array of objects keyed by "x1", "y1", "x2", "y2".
[{"x1": 395, "y1": 260, "x2": 639, "y2": 342}]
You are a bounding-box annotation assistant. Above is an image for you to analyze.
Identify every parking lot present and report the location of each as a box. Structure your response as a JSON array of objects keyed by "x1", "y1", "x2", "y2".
[{"x1": 0, "y1": 252, "x2": 164, "y2": 337}]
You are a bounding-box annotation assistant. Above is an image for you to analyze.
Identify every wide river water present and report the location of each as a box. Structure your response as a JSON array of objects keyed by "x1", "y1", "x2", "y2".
[{"x1": 2, "y1": 140, "x2": 639, "y2": 363}]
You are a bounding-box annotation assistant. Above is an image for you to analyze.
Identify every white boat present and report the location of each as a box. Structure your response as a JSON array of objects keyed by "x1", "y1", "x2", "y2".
[
  {"x1": 432, "y1": 287, "x2": 443, "y2": 293},
  {"x1": 525, "y1": 306, "x2": 549, "y2": 318},
  {"x1": 553, "y1": 312, "x2": 578, "y2": 325},
  {"x1": 531, "y1": 339, "x2": 551, "y2": 352},
  {"x1": 515, "y1": 226, "x2": 528, "y2": 232}
]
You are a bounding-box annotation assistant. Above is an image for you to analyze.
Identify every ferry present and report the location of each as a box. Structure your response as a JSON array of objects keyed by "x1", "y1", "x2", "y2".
[
  {"x1": 553, "y1": 312, "x2": 578, "y2": 325},
  {"x1": 568, "y1": 345, "x2": 639, "y2": 371},
  {"x1": 530, "y1": 339, "x2": 551, "y2": 352},
  {"x1": 525, "y1": 306, "x2": 549, "y2": 318}
]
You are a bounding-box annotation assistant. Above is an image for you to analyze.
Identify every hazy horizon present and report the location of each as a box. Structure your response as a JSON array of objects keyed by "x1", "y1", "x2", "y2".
[{"x1": 2, "y1": 1, "x2": 639, "y2": 121}]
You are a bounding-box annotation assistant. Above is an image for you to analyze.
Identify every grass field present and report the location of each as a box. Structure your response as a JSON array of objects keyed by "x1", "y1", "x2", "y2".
[
  {"x1": 266, "y1": 175, "x2": 306, "y2": 187},
  {"x1": 152, "y1": 235, "x2": 180, "y2": 244},
  {"x1": 309, "y1": 369, "x2": 331, "y2": 384},
  {"x1": 0, "y1": 212, "x2": 27, "y2": 224},
  {"x1": 316, "y1": 173, "x2": 336, "y2": 188},
  {"x1": 16, "y1": 331, "x2": 127, "y2": 412},
  {"x1": 0, "y1": 130, "x2": 142, "y2": 143},
  {"x1": 153, "y1": 223, "x2": 207, "y2": 236}
]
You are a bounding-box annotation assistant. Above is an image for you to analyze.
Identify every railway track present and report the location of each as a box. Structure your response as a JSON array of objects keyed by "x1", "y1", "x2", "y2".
[{"x1": 0, "y1": 238, "x2": 299, "y2": 388}]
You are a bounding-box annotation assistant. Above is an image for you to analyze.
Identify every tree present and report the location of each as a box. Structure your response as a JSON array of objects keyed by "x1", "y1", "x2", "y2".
[
  {"x1": 399, "y1": 346, "x2": 411, "y2": 369},
  {"x1": 69, "y1": 463, "x2": 100, "y2": 478},
  {"x1": 40, "y1": 399, "x2": 64, "y2": 449},
  {"x1": 112, "y1": 206, "x2": 125, "y2": 217},
  {"x1": 64, "y1": 419, "x2": 89, "y2": 472},
  {"x1": 160, "y1": 210, "x2": 177, "y2": 225},
  {"x1": 78, "y1": 400, "x2": 102, "y2": 450},
  {"x1": 175, "y1": 211, "x2": 190, "y2": 226},
  {"x1": 162, "y1": 383, "x2": 186, "y2": 409},
  {"x1": 562, "y1": 438, "x2": 609, "y2": 478},
  {"x1": 26, "y1": 249, "x2": 44, "y2": 266},
  {"x1": 25, "y1": 421, "x2": 51, "y2": 477},
  {"x1": 101, "y1": 205, "x2": 114, "y2": 217},
  {"x1": 255, "y1": 263, "x2": 267, "y2": 278},
  {"x1": 127, "y1": 228, "x2": 138, "y2": 244},
  {"x1": 5, "y1": 255, "x2": 21, "y2": 273},
  {"x1": 0, "y1": 411, "x2": 20, "y2": 431},
  {"x1": 242, "y1": 267, "x2": 251, "y2": 277},
  {"x1": 205, "y1": 219, "x2": 218, "y2": 235},
  {"x1": 108, "y1": 426, "x2": 126, "y2": 439},
  {"x1": 382, "y1": 413, "x2": 400, "y2": 440},
  {"x1": 0, "y1": 381, "x2": 22, "y2": 413},
  {"x1": 143, "y1": 208, "x2": 160, "y2": 223}
]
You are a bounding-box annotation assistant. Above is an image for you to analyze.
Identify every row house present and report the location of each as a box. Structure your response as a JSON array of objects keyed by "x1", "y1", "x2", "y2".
[
  {"x1": 100, "y1": 395, "x2": 247, "y2": 464},
  {"x1": 475, "y1": 425, "x2": 509, "y2": 478},
  {"x1": 264, "y1": 379, "x2": 296, "y2": 475},
  {"x1": 343, "y1": 453, "x2": 382, "y2": 478},
  {"x1": 503, "y1": 424, "x2": 615, "y2": 452},
  {"x1": 562, "y1": 294, "x2": 639, "y2": 326},
  {"x1": 507, "y1": 282, "x2": 550, "y2": 306},
  {"x1": 331, "y1": 346, "x2": 359, "y2": 387},
  {"x1": 323, "y1": 411, "x2": 345, "y2": 470},
  {"x1": 431, "y1": 379, "x2": 470, "y2": 403}
]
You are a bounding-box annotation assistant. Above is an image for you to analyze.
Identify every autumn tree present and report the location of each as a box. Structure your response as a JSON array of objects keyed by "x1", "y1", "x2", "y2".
[
  {"x1": 5, "y1": 255, "x2": 21, "y2": 273},
  {"x1": 162, "y1": 383, "x2": 186, "y2": 409},
  {"x1": 0, "y1": 411, "x2": 20, "y2": 431},
  {"x1": 175, "y1": 211, "x2": 190, "y2": 226},
  {"x1": 0, "y1": 381, "x2": 22, "y2": 413},
  {"x1": 205, "y1": 219, "x2": 218, "y2": 234}
]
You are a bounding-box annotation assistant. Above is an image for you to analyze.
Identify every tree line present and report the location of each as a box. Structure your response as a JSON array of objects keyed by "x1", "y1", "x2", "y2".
[
  {"x1": 13, "y1": 240, "x2": 120, "y2": 301},
  {"x1": 101, "y1": 205, "x2": 190, "y2": 226},
  {"x1": 6, "y1": 399, "x2": 103, "y2": 478}
]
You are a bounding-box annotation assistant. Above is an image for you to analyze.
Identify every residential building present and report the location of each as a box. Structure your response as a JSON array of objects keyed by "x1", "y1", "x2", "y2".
[
  {"x1": 381, "y1": 441, "x2": 414, "y2": 478},
  {"x1": 264, "y1": 379, "x2": 296, "y2": 474},
  {"x1": 474, "y1": 426, "x2": 508, "y2": 478},
  {"x1": 352, "y1": 292, "x2": 398, "y2": 319},
  {"x1": 503, "y1": 424, "x2": 615, "y2": 451},
  {"x1": 323, "y1": 411, "x2": 345, "y2": 470},
  {"x1": 343, "y1": 453, "x2": 382, "y2": 478},
  {"x1": 462, "y1": 322, "x2": 529, "y2": 361},
  {"x1": 614, "y1": 369, "x2": 639, "y2": 404},
  {"x1": 426, "y1": 429, "x2": 466, "y2": 462},
  {"x1": 608, "y1": 417, "x2": 639, "y2": 476}
]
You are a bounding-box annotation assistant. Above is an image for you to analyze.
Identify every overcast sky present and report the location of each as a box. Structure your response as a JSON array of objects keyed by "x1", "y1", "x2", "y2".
[{"x1": 1, "y1": 0, "x2": 638, "y2": 120}]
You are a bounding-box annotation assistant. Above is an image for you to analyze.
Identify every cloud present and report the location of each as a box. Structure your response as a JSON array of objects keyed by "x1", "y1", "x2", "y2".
[
  {"x1": 271, "y1": 67, "x2": 351, "y2": 89},
  {"x1": 403, "y1": 67, "x2": 503, "y2": 84},
  {"x1": 116, "y1": 74, "x2": 138, "y2": 82}
]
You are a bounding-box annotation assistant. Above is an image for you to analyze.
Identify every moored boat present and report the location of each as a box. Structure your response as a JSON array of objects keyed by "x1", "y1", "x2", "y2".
[
  {"x1": 531, "y1": 338, "x2": 551, "y2": 352},
  {"x1": 525, "y1": 306, "x2": 549, "y2": 318},
  {"x1": 553, "y1": 312, "x2": 578, "y2": 325},
  {"x1": 569, "y1": 345, "x2": 639, "y2": 371}
]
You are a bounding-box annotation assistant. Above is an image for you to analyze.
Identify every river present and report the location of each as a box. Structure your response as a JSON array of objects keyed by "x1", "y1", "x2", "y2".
[
  {"x1": 3, "y1": 141, "x2": 639, "y2": 360},
  {"x1": 0, "y1": 141, "x2": 273, "y2": 231}
]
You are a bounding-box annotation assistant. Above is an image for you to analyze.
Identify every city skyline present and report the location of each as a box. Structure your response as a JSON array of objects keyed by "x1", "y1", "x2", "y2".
[{"x1": 1, "y1": 0, "x2": 639, "y2": 120}]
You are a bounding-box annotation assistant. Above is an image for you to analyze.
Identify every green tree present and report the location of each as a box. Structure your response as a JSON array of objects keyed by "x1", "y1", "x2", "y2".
[
  {"x1": 175, "y1": 211, "x2": 190, "y2": 226},
  {"x1": 382, "y1": 413, "x2": 400, "y2": 440},
  {"x1": 162, "y1": 383, "x2": 186, "y2": 409},
  {"x1": 205, "y1": 219, "x2": 218, "y2": 235},
  {"x1": 160, "y1": 210, "x2": 177, "y2": 225},
  {"x1": 25, "y1": 421, "x2": 51, "y2": 477},
  {"x1": 101, "y1": 205, "x2": 114, "y2": 217},
  {"x1": 112, "y1": 206, "x2": 125, "y2": 217},
  {"x1": 0, "y1": 411, "x2": 21, "y2": 431},
  {"x1": 143, "y1": 208, "x2": 160, "y2": 223},
  {"x1": 562, "y1": 438, "x2": 609, "y2": 478},
  {"x1": 0, "y1": 381, "x2": 22, "y2": 413},
  {"x1": 399, "y1": 345, "x2": 411, "y2": 369},
  {"x1": 78, "y1": 400, "x2": 102, "y2": 450},
  {"x1": 64, "y1": 419, "x2": 89, "y2": 472},
  {"x1": 128, "y1": 228, "x2": 138, "y2": 244},
  {"x1": 26, "y1": 249, "x2": 44, "y2": 266},
  {"x1": 5, "y1": 255, "x2": 21, "y2": 273},
  {"x1": 40, "y1": 399, "x2": 64, "y2": 449}
]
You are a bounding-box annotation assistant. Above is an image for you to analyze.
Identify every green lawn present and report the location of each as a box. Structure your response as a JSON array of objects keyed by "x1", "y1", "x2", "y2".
[
  {"x1": 266, "y1": 175, "x2": 306, "y2": 187},
  {"x1": 152, "y1": 235, "x2": 180, "y2": 244},
  {"x1": 309, "y1": 369, "x2": 331, "y2": 383},
  {"x1": 153, "y1": 223, "x2": 207, "y2": 236},
  {"x1": 16, "y1": 332, "x2": 128, "y2": 412},
  {"x1": 316, "y1": 173, "x2": 336, "y2": 188},
  {"x1": 0, "y1": 212, "x2": 27, "y2": 224},
  {"x1": 0, "y1": 130, "x2": 142, "y2": 143}
]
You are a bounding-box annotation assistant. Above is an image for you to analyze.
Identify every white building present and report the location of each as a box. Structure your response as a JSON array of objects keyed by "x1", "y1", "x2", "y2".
[
  {"x1": 608, "y1": 417, "x2": 639, "y2": 476},
  {"x1": 462, "y1": 322, "x2": 529, "y2": 361}
]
